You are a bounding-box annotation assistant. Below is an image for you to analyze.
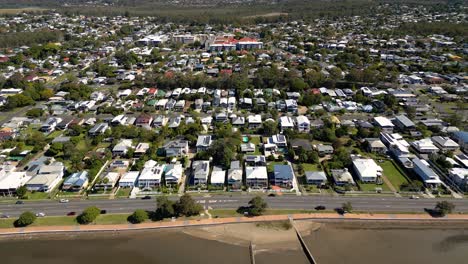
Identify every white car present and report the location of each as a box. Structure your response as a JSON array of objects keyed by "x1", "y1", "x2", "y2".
[
  {"x1": 36, "y1": 212, "x2": 45, "y2": 217},
  {"x1": 59, "y1": 199, "x2": 69, "y2": 203}
]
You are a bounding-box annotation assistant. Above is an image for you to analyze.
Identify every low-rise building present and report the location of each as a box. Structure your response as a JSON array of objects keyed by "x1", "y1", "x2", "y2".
[
  {"x1": 305, "y1": 171, "x2": 327, "y2": 185},
  {"x1": 192, "y1": 160, "x2": 210, "y2": 185},
  {"x1": 431, "y1": 136, "x2": 459, "y2": 152},
  {"x1": 272, "y1": 164, "x2": 295, "y2": 188},
  {"x1": 352, "y1": 159, "x2": 382, "y2": 183},
  {"x1": 245, "y1": 166, "x2": 268, "y2": 188},
  {"x1": 62, "y1": 171, "x2": 89, "y2": 191},
  {"x1": 331, "y1": 169, "x2": 355, "y2": 186},
  {"x1": 412, "y1": 158, "x2": 442, "y2": 187},
  {"x1": 196, "y1": 135, "x2": 212, "y2": 152},
  {"x1": 119, "y1": 171, "x2": 140, "y2": 188}
]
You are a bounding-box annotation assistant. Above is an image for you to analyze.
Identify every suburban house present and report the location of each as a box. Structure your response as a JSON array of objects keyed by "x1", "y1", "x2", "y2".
[
  {"x1": 119, "y1": 171, "x2": 140, "y2": 188},
  {"x1": 380, "y1": 132, "x2": 411, "y2": 157},
  {"x1": 192, "y1": 160, "x2": 210, "y2": 185},
  {"x1": 448, "y1": 168, "x2": 468, "y2": 191},
  {"x1": 138, "y1": 163, "x2": 165, "y2": 189},
  {"x1": 0, "y1": 171, "x2": 30, "y2": 195},
  {"x1": 245, "y1": 166, "x2": 268, "y2": 188},
  {"x1": 228, "y1": 160, "x2": 243, "y2": 189},
  {"x1": 25, "y1": 162, "x2": 64, "y2": 192},
  {"x1": 245, "y1": 155, "x2": 267, "y2": 167},
  {"x1": 272, "y1": 164, "x2": 295, "y2": 188},
  {"x1": 164, "y1": 164, "x2": 183, "y2": 185},
  {"x1": 40, "y1": 117, "x2": 62, "y2": 133},
  {"x1": 393, "y1": 115, "x2": 416, "y2": 131},
  {"x1": 88, "y1": 123, "x2": 109, "y2": 136},
  {"x1": 331, "y1": 169, "x2": 355, "y2": 186},
  {"x1": 134, "y1": 143, "x2": 150, "y2": 157},
  {"x1": 135, "y1": 113, "x2": 153, "y2": 128},
  {"x1": 452, "y1": 131, "x2": 468, "y2": 153},
  {"x1": 95, "y1": 172, "x2": 120, "y2": 189},
  {"x1": 352, "y1": 158, "x2": 383, "y2": 183},
  {"x1": 248, "y1": 114, "x2": 262, "y2": 129},
  {"x1": 365, "y1": 138, "x2": 388, "y2": 154},
  {"x1": 373, "y1": 116, "x2": 394, "y2": 133},
  {"x1": 316, "y1": 144, "x2": 334, "y2": 156},
  {"x1": 112, "y1": 139, "x2": 133, "y2": 156},
  {"x1": 163, "y1": 139, "x2": 189, "y2": 157},
  {"x1": 411, "y1": 138, "x2": 439, "y2": 154},
  {"x1": 431, "y1": 136, "x2": 459, "y2": 152},
  {"x1": 196, "y1": 135, "x2": 212, "y2": 152},
  {"x1": 62, "y1": 171, "x2": 89, "y2": 191},
  {"x1": 412, "y1": 158, "x2": 442, "y2": 187},
  {"x1": 210, "y1": 167, "x2": 226, "y2": 186},
  {"x1": 279, "y1": 116, "x2": 295, "y2": 132},
  {"x1": 305, "y1": 171, "x2": 327, "y2": 185},
  {"x1": 268, "y1": 134, "x2": 288, "y2": 148},
  {"x1": 296, "y1": 115, "x2": 310, "y2": 133}
]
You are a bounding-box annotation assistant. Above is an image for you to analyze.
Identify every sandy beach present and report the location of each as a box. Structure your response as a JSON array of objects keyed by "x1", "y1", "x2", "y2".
[{"x1": 0, "y1": 220, "x2": 467, "y2": 264}]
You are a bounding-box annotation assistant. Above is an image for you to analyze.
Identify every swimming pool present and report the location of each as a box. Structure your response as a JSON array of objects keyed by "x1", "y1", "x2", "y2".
[{"x1": 242, "y1": 136, "x2": 249, "y2": 143}]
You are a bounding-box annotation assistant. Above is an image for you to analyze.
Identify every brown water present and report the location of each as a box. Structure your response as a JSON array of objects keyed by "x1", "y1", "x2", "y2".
[
  {"x1": 0, "y1": 222, "x2": 467, "y2": 264},
  {"x1": 304, "y1": 221, "x2": 468, "y2": 264}
]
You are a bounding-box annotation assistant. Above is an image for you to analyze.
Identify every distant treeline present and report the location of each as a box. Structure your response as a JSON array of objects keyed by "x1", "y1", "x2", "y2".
[
  {"x1": 397, "y1": 22, "x2": 468, "y2": 38},
  {"x1": 0, "y1": 30, "x2": 63, "y2": 48}
]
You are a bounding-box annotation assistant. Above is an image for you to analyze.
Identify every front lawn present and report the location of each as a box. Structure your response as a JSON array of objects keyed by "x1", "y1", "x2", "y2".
[
  {"x1": 302, "y1": 163, "x2": 320, "y2": 172},
  {"x1": 380, "y1": 160, "x2": 410, "y2": 191},
  {"x1": 359, "y1": 182, "x2": 391, "y2": 192}
]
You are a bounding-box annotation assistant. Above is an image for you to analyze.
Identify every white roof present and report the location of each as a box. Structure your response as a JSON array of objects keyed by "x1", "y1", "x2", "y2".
[
  {"x1": 139, "y1": 164, "x2": 165, "y2": 181},
  {"x1": 0, "y1": 172, "x2": 30, "y2": 190},
  {"x1": 280, "y1": 116, "x2": 295, "y2": 127},
  {"x1": 210, "y1": 170, "x2": 226, "y2": 184},
  {"x1": 353, "y1": 159, "x2": 382, "y2": 178},
  {"x1": 374, "y1": 116, "x2": 394, "y2": 127},
  {"x1": 245, "y1": 166, "x2": 268, "y2": 180},
  {"x1": 119, "y1": 171, "x2": 140, "y2": 183},
  {"x1": 296, "y1": 115, "x2": 310, "y2": 124},
  {"x1": 248, "y1": 114, "x2": 262, "y2": 123}
]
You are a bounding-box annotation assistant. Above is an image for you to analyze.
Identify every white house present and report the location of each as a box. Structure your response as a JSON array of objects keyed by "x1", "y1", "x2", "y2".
[
  {"x1": 352, "y1": 158, "x2": 383, "y2": 183},
  {"x1": 138, "y1": 163, "x2": 165, "y2": 189},
  {"x1": 119, "y1": 171, "x2": 140, "y2": 188},
  {"x1": 245, "y1": 166, "x2": 268, "y2": 188},
  {"x1": 411, "y1": 138, "x2": 439, "y2": 154},
  {"x1": 296, "y1": 115, "x2": 310, "y2": 133},
  {"x1": 25, "y1": 162, "x2": 64, "y2": 192},
  {"x1": 279, "y1": 116, "x2": 295, "y2": 132},
  {"x1": 373, "y1": 116, "x2": 394, "y2": 133},
  {"x1": 192, "y1": 160, "x2": 210, "y2": 185}
]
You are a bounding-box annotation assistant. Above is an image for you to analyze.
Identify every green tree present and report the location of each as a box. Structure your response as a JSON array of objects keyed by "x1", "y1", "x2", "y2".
[
  {"x1": 175, "y1": 194, "x2": 202, "y2": 217},
  {"x1": 16, "y1": 186, "x2": 28, "y2": 199},
  {"x1": 155, "y1": 196, "x2": 175, "y2": 220},
  {"x1": 128, "y1": 209, "x2": 148, "y2": 224},
  {"x1": 262, "y1": 120, "x2": 279, "y2": 136},
  {"x1": 77, "y1": 206, "x2": 101, "y2": 224},
  {"x1": 26, "y1": 108, "x2": 44, "y2": 117},
  {"x1": 15, "y1": 211, "x2": 36, "y2": 227},
  {"x1": 248, "y1": 196, "x2": 268, "y2": 216},
  {"x1": 435, "y1": 201, "x2": 455, "y2": 216},
  {"x1": 342, "y1": 202, "x2": 353, "y2": 213}
]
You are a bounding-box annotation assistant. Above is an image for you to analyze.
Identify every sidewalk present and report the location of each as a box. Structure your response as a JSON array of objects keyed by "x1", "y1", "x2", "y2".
[{"x1": 1, "y1": 212, "x2": 468, "y2": 236}]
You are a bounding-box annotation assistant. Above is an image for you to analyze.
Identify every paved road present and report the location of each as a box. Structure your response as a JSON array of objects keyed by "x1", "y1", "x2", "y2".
[{"x1": 2, "y1": 195, "x2": 468, "y2": 217}]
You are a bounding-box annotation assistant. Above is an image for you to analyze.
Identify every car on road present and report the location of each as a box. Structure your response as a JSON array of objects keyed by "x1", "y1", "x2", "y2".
[
  {"x1": 100, "y1": 210, "x2": 107, "y2": 214},
  {"x1": 67, "y1": 212, "x2": 76, "y2": 216},
  {"x1": 315, "y1": 205, "x2": 326, "y2": 211},
  {"x1": 36, "y1": 212, "x2": 45, "y2": 217},
  {"x1": 59, "y1": 199, "x2": 69, "y2": 203},
  {"x1": 15, "y1": 201, "x2": 24, "y2": 204},
  {"x1": 0, "y1": 214, "x2": 10, "y2": 218},
  {"x1": 410, "y1": 195, "x2": 420, "y2": 199},
  {"x1": 268, "y1": 193, "x2": 276, "y2": 197},
  {"x1": 141, "y1": 196, "x2": 152, "y2": 200}
]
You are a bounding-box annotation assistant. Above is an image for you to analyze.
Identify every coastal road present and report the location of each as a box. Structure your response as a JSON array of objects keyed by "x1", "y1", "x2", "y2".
[{"x1": 2, "y1": 195, "x2": 468, "y2": 217}]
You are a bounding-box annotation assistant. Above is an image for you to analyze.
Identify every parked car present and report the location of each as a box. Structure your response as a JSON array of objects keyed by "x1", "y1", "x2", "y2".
[
  {"x1": 15, "y1": 201, "x2": 24, "y2": 204},
  {"x1": 315, "y1": 205, "x2": 326, "y2": 210},
  {"x1": 59, "y1": 199, "x2": 69, "y2": 203},
  {"x1": 0, "y1": 214, "x2": 10, "y2": 219},
  {"x1": 141, "y1": 196, "x2": 152, "y2": 200},
  {"x1": 67, "y1": 212, "x2": 76, "y2": 216},
  {"x1": 36, "y1": 212, "x2": 46, "y2": 217},
  {"x1": 100, "y1": 210, "x2": 107, "y2": 214}
]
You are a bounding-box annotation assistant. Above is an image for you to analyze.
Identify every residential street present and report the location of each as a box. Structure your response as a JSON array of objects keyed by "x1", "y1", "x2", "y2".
[{"x1": 2, "y1": 195, "x2": 468, "y2": 217}]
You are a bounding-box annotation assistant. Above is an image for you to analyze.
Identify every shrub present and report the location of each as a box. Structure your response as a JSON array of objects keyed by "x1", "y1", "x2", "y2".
[
  {"x1": 15, "y1": 211, "x2": 36, "y2": 227},
  {"x1": 77, "y1": 206, "x2": 101, "y2": 224},
  {"x1": 128, "y1": 209, "x2": 148, "y2": 224}
]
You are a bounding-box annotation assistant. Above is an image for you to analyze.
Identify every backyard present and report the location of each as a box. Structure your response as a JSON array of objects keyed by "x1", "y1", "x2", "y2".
[{"x1": 380, "y1": 160, "x2": 410, "y2": 191}]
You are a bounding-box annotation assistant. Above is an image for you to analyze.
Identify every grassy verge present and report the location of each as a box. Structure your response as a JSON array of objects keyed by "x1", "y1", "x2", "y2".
[{"x1": 380, "y1": 160, "x2": 410, "y2": 191}]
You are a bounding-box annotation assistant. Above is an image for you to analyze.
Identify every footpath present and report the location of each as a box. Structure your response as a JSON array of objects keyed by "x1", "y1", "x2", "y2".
[{"x1": 1, "y1": 212, "x2": 468, "y2": 236}]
